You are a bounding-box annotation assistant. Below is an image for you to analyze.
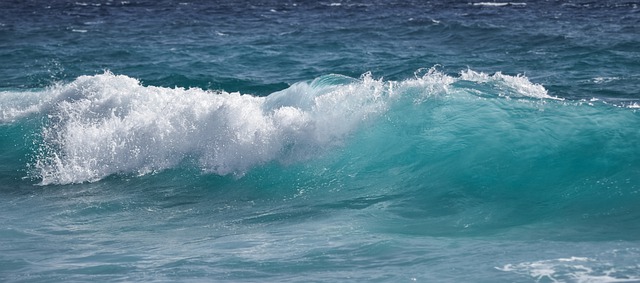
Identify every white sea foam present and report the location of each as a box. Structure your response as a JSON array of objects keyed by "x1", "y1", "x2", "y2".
[
  {"x1": 472, "y1": 2, "x2": 526, "y2": 7},
  {"x1": 497, "y1": 257, "x2": 640, "y2": 283},
  {"x1": 0, "y1": 69, "x2": 560, "y2": 184},
  {"x1": 398, "y1": 67, "x2": 456, "y2": 103},
  {"x1": 460, "y1": 69, "x2": 559, "y2": 100},
  {"x1": 0, "y1": 89, "x2": 55, "y2": 123},
  {"x1": 592, "y1": 77, "x2": 621, "y2": 84},
  {"x1": 23, "y1": 72, "x2": 389, "y2": 184}
]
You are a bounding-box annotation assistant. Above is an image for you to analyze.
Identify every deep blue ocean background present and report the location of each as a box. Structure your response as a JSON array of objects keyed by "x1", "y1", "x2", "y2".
[{"x1": 1, "y1": 0, "x2": 640, "y2": 282}]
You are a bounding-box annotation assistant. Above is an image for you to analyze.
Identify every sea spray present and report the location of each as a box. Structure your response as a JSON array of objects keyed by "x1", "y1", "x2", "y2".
[
  {"x1": 2, "y1": 68, "x2": 637, "y2": 188},
  {"x1": 3, "y1": 68, "x2": 640, "y2": 240},
  {"x1": 14, "y1": 72, "x2": 388, "y2": 184}
]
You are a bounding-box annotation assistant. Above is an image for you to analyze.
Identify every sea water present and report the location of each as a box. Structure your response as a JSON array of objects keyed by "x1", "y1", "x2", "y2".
[{"x1": 1, "y1": 0, "x2": 639, "y2": 282}]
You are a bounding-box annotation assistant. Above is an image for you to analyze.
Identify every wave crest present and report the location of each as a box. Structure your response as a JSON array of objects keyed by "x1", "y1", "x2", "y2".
[
  {"x1": 27, "y1": 71, "x2": 390, "y2": 184},
  {"x1": 2, "y1": 68, "x2": 619, "y2": 185}
]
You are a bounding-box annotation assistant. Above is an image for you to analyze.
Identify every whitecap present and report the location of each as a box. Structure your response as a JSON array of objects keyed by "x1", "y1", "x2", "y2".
[
  {"x1": 472, "y1": 2, "x2": 526, "y2": 7},
  {"x1": 1, "y1": 68, "x2": 567, "y2": 185},
  {"x1": 459, "y1": 69, "x2": 559, "y2": 100},
  {"x1": 25, "y1": 72, "x2": 388, "y2": 184},
  {"x1": 497, "y1": 257, "x2": 640, "y2": 283}
]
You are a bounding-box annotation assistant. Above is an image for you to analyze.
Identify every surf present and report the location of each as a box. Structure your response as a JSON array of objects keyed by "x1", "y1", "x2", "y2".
[{"x1": 0, "y1": 68, "x2": 638, "y2": 189}]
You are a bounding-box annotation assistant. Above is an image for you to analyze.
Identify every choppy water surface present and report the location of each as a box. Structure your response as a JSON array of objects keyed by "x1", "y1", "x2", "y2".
[{"x1": 1, "y1": 1, "x2": 639, "y2": 282}]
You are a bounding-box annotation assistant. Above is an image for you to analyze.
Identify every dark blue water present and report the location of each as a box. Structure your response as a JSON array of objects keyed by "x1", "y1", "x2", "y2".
[{"x1": 1, "y1": 1, "x2": 640, "y2": 282}]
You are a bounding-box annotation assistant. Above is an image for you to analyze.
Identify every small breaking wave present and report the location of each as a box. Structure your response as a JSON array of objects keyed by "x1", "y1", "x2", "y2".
[{"x1": 1, "y1": 68, "x2": 636, "y2": 185}]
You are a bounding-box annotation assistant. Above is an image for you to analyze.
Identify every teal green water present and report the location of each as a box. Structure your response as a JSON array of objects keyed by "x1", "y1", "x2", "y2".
[{"x1": 1, "y1": 1, "x2": 640, "y2": 282}]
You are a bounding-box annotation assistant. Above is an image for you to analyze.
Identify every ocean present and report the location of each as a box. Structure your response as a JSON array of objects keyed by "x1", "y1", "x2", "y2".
[{"x1": 1, "y1": 0, "x2": 639, "y2": 282}]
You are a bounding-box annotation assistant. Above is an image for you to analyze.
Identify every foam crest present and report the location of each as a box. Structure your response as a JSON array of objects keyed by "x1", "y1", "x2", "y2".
[
  {"x1": 0, "y1": 90, "x2": 53, "y2": 123},
  {"x1": 497, "y1": 256, "x2": 640, "y2": 282},
  {"x1": 0, "y1": 69, "x2": 563, "y2": 184},
  {"x1": 395, "y1": 67, "x2": 457, "y2": 102},
  {"x1": 31, "y1": 72, "x2": 389, "y2": 185},
  {"x1": 459, "y1": 69, "x2": 558, "y2": 100},
  {"x1": 472, "y1": 2, "x2": 527, "y2": 7}
]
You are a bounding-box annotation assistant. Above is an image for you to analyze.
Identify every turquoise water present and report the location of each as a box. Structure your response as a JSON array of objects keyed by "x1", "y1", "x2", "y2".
[{"x1": 1, "y1": 1, "x2": 640, "y2": 282}]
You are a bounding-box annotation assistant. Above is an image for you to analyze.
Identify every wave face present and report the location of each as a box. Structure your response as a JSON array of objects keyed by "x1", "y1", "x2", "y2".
[
  {"x1": 2, "y1": 1, "x2": 640, "y2": 282},
  {"x1": 2, "y1": 71, "x2": 388, "y2": 184},
  {"x1": 0, "y1": 69, "x2": 565, "y2": 183},
  {"x1": 3, "y1": 68, "x2": 640, "y2": 235},
  {"x1": 2, "y1": 69, "x2": 638, "y2": 190},
  {"x1": 2, "y1": 69, "x2": 640, "y2": 281}
]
